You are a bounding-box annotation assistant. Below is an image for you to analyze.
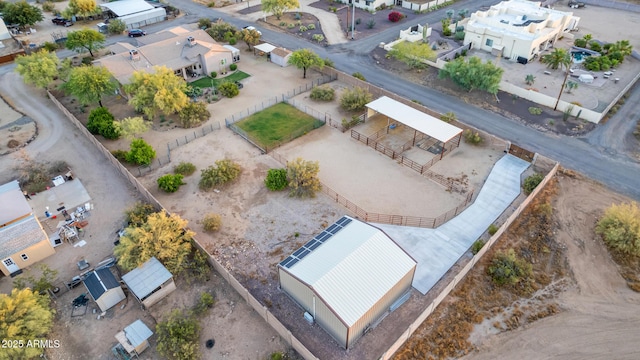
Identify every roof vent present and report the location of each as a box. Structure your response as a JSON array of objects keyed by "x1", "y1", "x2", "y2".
[
  {"x1": 303, "y1": 312, "x2": 314, "y2": 324},
  {"x1": 187, "y1": 36, "x2": 196, "y2": 47},
  {"x1": 129, "y1": 49, "x2": 140, "y2": 61}
]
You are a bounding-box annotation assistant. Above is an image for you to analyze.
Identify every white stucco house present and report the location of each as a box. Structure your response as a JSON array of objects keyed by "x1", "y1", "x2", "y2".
[{"x1": 464, "y1": 0, "x2": 580, "y2": 62}]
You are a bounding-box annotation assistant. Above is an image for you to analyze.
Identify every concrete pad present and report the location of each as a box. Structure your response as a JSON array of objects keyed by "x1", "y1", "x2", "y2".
[{"x1": 376, "y1": 155, "x2": 530, "y2": 294}]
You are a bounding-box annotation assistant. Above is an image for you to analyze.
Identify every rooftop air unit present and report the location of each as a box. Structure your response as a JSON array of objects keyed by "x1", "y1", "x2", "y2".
[
  {"x1": 187, "y1": 36, "x2": 196, "y2": 47},
  {"x1": 303, "y1": 312, "x2": 314, "y2": 324},
  {"x1": 129, "y1": 49, "x2": 140, "y2": 61}
]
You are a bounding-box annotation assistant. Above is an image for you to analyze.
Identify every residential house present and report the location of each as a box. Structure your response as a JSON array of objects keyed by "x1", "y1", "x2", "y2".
[
  {"x1": 95, "y1": 26, "x2": 233, "y2": 84},
  {"x1": 464, "y1": 0, "x2": 580, "y2": 61},
  {"x1": 0, "y1": 181, "x2": 55, "y2": 277}
]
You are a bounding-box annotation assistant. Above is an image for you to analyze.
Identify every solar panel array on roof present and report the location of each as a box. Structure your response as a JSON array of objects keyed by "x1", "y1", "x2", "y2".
[{"x1": 279, "y1": 216, "x2": 353, "y2": 269}]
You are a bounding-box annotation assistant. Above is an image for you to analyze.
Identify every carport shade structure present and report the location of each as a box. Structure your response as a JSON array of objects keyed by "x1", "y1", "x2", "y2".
[{"x1": 365, "y1": 96, "x2": 463, "y2": 159}]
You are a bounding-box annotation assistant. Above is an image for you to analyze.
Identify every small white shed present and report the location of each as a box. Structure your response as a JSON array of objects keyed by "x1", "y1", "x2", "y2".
[
  {"x1": 115, "y1": 319, "x2": 153, "y2": 357},
  {"x1": 271, "y1": 47, "x2": 292, "y2": 67},
  {"x1": 83, "y1": 268, "x2": 126, "y2": 312},
  {"x1": 578, "y1": 74, "x2": 594, "y2": 84}
]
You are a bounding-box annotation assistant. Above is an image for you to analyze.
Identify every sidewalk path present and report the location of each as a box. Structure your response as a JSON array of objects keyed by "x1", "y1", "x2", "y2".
[{"x1": 376, "y1": 154, "x2": 531, "y2": 295}]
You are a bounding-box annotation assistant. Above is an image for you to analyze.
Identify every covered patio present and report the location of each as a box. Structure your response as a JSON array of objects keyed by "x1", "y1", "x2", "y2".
[{"x1": 365, "y1": 96, "x2": 463, "y2": 160}]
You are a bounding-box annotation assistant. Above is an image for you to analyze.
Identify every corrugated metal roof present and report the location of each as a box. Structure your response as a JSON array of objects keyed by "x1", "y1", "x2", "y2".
[
  {"x1": 281, "y1": 216, "x2": 416, "y2": 327},
  {"x1": 0, "y1": 215, "x2": 47, "y2": 259},
  {"x1": 0, "y1": 180, "x2": 32, "y2": 226},
  {"x1": 366, "y1": 96, "x2": 462, "y2": 143},
  {"x1": 99, "y1": 0, "x2": 154, "y2": 17},
  {"x1": 84, "y1": 268, "x2": 120, "y2": 300},
  {"x1": 124, "y1": 319, "x2": 153, "y2": 347},
  {"x1": 122, "y1": 257, "x2": 172, "y2": 299}
]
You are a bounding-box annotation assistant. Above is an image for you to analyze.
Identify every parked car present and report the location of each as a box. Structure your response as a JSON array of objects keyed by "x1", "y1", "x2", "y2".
[
  {"x1": 242, "y1": 25, "x2": 262, "y2": 36},
  {"x1": 128, "y1": 29, "x2": 147, "y2": 37},
  {"x1": 234, "y1": 81, "x2": 243, "y2": 89},
  {"x1": 568, "y1": 1, "x2": 585, "y2": 8},
  {"x1": 52, "y1": 17, "x2": 73, "y2": 27}
]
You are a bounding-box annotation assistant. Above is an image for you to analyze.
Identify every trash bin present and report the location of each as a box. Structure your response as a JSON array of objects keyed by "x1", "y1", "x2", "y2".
[{"x1": 614, "y1": 78, "x2": 620, "y2": 84}]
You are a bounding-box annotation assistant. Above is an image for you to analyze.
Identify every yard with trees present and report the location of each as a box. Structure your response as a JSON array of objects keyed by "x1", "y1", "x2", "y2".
[
  {"x1": 65, "y1": 29, "x2": 105, "y2": 57},
  {"x1": 261, "y1": 0, "x2": 299, "y2": 20},
  {"x1": 1, "y1": 1, "x2": 43, "y2": 28},
  {"x1": 15, "y1": 50, "x2": 59, "y2": 89},
  {"x1": 60, "y1": 65, "x2": 117, "y2": 107},
  {"x1": 438, "y1": 56, "x2": 504, "y2": 95},
  {"x1": 288, "y1": 49, "x2": 324, "y2": 79},
  {"x1": 124, "y1": 66, "x2": 189, "y2": 119}
]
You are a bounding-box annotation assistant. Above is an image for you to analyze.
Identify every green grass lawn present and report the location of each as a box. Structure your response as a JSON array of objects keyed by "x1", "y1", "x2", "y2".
[
  {"x1": 236, "y1": 103, "x2": 324, "y2": 149},
  {"x1": 190, "y1": 71, "x2": 250, "y2": 88}
]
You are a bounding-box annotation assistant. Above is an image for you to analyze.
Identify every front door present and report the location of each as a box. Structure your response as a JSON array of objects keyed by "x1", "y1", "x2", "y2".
[{"x1": 3, "y1": 258, "x2": 20, "y2": 274}]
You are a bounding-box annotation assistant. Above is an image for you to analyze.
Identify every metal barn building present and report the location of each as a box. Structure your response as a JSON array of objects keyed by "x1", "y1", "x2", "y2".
[
  {"x1": 278, "y1": 216, "x2": 416, "y2": 349},
  {"x1": 122, "y1": 257, "x2": 176, "y2": 308}
]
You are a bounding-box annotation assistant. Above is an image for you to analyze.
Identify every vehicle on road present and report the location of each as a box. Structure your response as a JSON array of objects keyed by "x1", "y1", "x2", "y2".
[
  {"x1": 52, "y1": 17, "x2": 73, "y2": 27},
  {"x1": 568, "y1": 1, "x2": 585, "y2": 8},
  {"x1": 128, "y1": 29, "x2": 147, "y2": 37}
]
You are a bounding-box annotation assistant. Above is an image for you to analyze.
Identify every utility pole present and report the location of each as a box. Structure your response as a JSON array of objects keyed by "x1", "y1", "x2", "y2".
[
  {"x1": 554, "y1": 53, "x2": 573, "y2": 111},
  {"x1": 351, "y1": 2, "x2": 355, "y2": 40}
]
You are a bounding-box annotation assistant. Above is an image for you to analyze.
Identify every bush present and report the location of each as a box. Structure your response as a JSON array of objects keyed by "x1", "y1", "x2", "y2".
[
  {"x1": 596, "y1": 202, "x2": 640, "y2": 256},
  {"x1": 341, "y1": 115, "x2": 361, "y2": 130},
  {"x1": 87, "y1": 107, "x2": 120, "y2": 139},
  {"x1": 574, "y1": 38, "x2": 587, "y2": 48},
  {"x1": 463, "y1": 129, "x2": 482, "y2": 144},
  {"x1": 42, "y1": 41, "x2": 59, "y2": 52},
  {"x1": 471, "y1": 239, "x2": 485, "y2": 255},
  {"x1": 265, "y1": 168, "x2": 288, "y2": 191},
  {"x1": 340, "y1": 86, "x2": 373, "y2": 112},
  {"x1": 193, "y1": 292, "x2": 215, "y2": 314},
  {"x1": 454, "y1": 31, "x2": 465, "y2": 41},
  {"x1": 229, "y1": 37, "x2": 237, "y2": 45},
  {"x1": 287, "y1": 23, "x2": 295, "y2": 29},
  {"x1": 156, "y1": 310, "x2": 200, "y2": 360},
  {"x1": 523, "y1": 173, "x2": 544, "y2": 195},
  {"x1": 312, "y1": 34, "x2": 325, "y2": 43},
  {"x1": 440, "y1": 111, "x2": 456, "y2": 123},
  {"x1": 111, "y1": 149, "x2": 128, "y2": 162},
  {"x1": 107, "y1": 19, "x2": 126, "y2": 35},
  {"x1": 230, "y1": 63, "x2": 237, "y2": 71},
  {"x1": 367, "y1": 18, "x2": 376, "y2": 29},
  {"x1": 125, "y1": 202, "x2": 156, "y2": 227},
  {"x1": 388, "y1": 11, "x2": 403, "y2": 22},
  {"x1": 488, "y1": 224, "x2": 499, "y2": 235},
  {"x1": 487, "y1": 249, "x2": 532, "y2": 286},
  {"x1": 207, "y1": 20, "x2": 238, "y2": 42},
  {"x1": 210, "y1": 71, "x2": 217, "y2": 78},
  {"x1": 308, "y1": 23, "x2": 316, "y2": 30},
  {"x1": 218, "y1": 81, "x2": 239, "y2": 98},
  {"x1": 310, "y1": 85, "x2": 335, "y2": 101},
  {"x1": 42, "y1": 1, "x2": 55, "y2": 12},
  {"x1": 528, "y1": 107, "x2": 542, "y2": 115},
  {"x1": 199, "y1": 159, "x2": 241, "y2": 190},
  {"x1": 202, "y1": 213, "x2": 222, "y2": 232},
  {"x1": 157, "y1": 174, "x2": 185, "y2": 193},
  {"x1": 178, "y1": 101, "x2": 210, "y2": 128},
  {"x1": 198, "y1": 18, "x2": 212, "y2": 29},
  {"x1": 174, "y1": 162, "x2": 196, "y2": 176},
  {"x1": 125, "y1": 139, "x2": 156, "y2": 166},
  {"x1": 352, "y1": 72, "x2": 366, "y2": 81},
  {"x1": 323, "y1": 57, "x2": 334, "y2": 68},
  {"x1": 287, "y1": 158, "x2": 321, "y2": 198},
  {"x1": 299, "y1": 25, "x2": 308, "y2": 32}
]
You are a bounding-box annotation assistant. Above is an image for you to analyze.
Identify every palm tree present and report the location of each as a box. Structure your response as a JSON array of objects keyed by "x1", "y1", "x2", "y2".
[
  {"x1": 525, "y1": 74, "x2": 536, "y2": 86},
  {"x1": 566, "y1": 81, "x2": 578, "y2": 94},
  {"x1": 542, "y1": 48, "x2": 571, "y2": 70},
  {"x1": 612, "y1": 40, "x2": 633, "y2": 57}
]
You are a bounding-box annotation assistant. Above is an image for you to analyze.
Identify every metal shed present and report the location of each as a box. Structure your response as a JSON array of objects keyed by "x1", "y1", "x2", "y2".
[
  {"x1": 115, "y1": 319, "x2": 153, "y2": 357},
  {"x1": 83, "y1": 268, "x2": 126, "y2": 312},
  {"x1": 270, "y1": 47, "x2": 292, "y2": 67},
  {"x1": 278, "y1": 216, "x2": 417, "y2": 349},
  {"x1": 121, "y1": 257, "x2": 176, "y2": 308}
]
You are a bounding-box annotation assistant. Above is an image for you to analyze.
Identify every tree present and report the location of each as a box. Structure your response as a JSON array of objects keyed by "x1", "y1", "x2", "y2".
[
  {"x1": 87, "y1": 107, "x2": 120, "y2": 139},
  {"x1": 487, "y1": 249, "x2": 532, "y2": 286},
  {"x1": 388, "y1": 41, "x2": 436, "y2": 69},
  {"x1": 0, "y1": 288, "x2": 55, "y2": 360},
  {"x1": 13, "y1": 264, "x2": 58, "y2": 295},
  {"x1": 157, "y1": 174, "x2": 185, "y2": 193},
  {"x1": 566, "y1": 81, "x2": 578, "y2": 94},
  {"x1": 525, "y1": 74, "x2": 535, "y2": 86},
  {"x1": 199, "y1": 159, "x2": 242, "y2": 190},
  {"x1": 240, "y1": 28, "x2": 261, "y2": 50},
  {"x1": 115, "y1": 116, "x2": 151, "y2": 139},
  {"x1": 125, "y1": 202, "x2": 157, "y2": 227},
  {"x1": 178, "y1": 102, "x2": 210, "y2": 128},
  {"x1": 438, "y1": 56, "x2": 504, "y2": 95},
  {"x1": 15, "y1": 50, "x2": 59, "y2": 89},
  {"x1": 541, "y1": 48, "x2": 570, "y2": 71},
  {"x1": 287, "y1": 157, "x2": 321, "y2": 198},
  {"x1": 261, "y1": 0, "x2": 299, "y2": 20},
  {"x1": 107, "y1": 19, "x2": 126, "y2": 35},
  {"x1": 65, "y1": 0, "x2": 100, "y2": 19},
  {"x1": 206, "y1": 20, "x2": 238, "y2": 42},
  {"x1": 66, "y1": 29, "x2": 105, "y2": 57},
  {"x1": 217, "y1": 81, "x2": 239, "y2": 98},
  {"x1": 125, "y1": 138, "x2": 156, "y2": 165},
  {"x1": 114, "y1": 212, "x2": 195, "y2": 274},
  {"x1": 596, "y1": 202, "x2": 640, "y2": 256},
  {"x1": 288, "y1": 49, "x2": 324, "y2": 78},
  {"x1": 125, "y1": 66, "x2": 189, "y2": 119},
  {"x1": 60, "y1": 65, "x2": 117, "y2": 107},
  {"x1": 340, "y1": 86, "x2": 373, "y2": 111},
  {"x1": 2, "y1": 1, "x2": 43, "y2": 28},
  {"x1": 156, "y1": 310, "x2": 200, "y2": 360}
]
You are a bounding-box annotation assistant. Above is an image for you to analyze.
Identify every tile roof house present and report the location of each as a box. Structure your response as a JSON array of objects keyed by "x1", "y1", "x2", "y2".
[
  {"x1": 0, "y1": 181, "x2": 55, "y2": 277},
  {"x1": 95, "y1": 26, "x2": 233, "y2": 85}
]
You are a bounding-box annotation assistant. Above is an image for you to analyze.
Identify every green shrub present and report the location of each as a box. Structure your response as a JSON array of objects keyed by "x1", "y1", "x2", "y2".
[
  {"x1": 308, "y1": 23, "x2": 316, "y2": 30},
  {"x1": 107, "y1": 19, "x2": 126, "y2": 34},
  {"x1": 270, "y1": 352, "x2": 285, "y2": 360},
  {"x1": 523, "y1": 173, "x2": 544, "y2": 195},
  {"x1": 341, "y1": 115, "x2": 361, "y2": 130},
  {"x1": 574, "y1": 38, "x2": 587, "y2": 48},
  {"x1": 440, "y1": 111, "x2": 456, "y2": 123},
  {"x1": 210, "y1": 71, "x2": 217, "y2": 78},
  {"x1": 487, "y1": 249, "x2": 532, "y2": 286},
  {"x1": 124, "y1": 202, "x2": 156, "y2": 227},
  {"x1": 202, "y1": 213, "x2": 222, "y2": 232},
  {"x1": 178, "y1": 101, "x2": 210, "y2": 128},
  {"x1": 312, "y1": 34, "x2": 325, "y2": 43},
  {"x1": 471, "y1": 239, "x2": 485, "y2": 255},
  {"x1": 206, "y1": 20, "x2": 238, "y2": 41},
  {"x1": 488, "y1": 224, "x2": 499, "y2": 235},
  {"x1": 42, "y1": 41, "x2": 59, "y2": 52},
  {"x1": 125, "y1": 139, "x2": 156, "y2": 166},
  {"x1": 199, "y1": 159, "x2": 241, "y2": 190},
  {"x1": 528, "y1": 107, "x2": 542, "y2": 115},
  {"x1": 352, "y1": 72, "x2": 366, "y2": 81},
  {"x1": 42, "y1": 1, "x2": 55, "y2": 12},
  {"x1": 454, "y1": 31, "x2": 465, "y2": 41},
  {"x1": 265, "y1": 168, "x2": 288, "y2": 191},
  {"x1": 111, "y1": 149, "x2": 128, "y2": 162},
  {"x1": 287, "y1": 23, "x2": 295, "y2": 29},
  {"x1": 87, "y1": 107, "x2": 120, "y2": 139},
  {"x1": 596, "y1": 202, "x2": 640, "y2": 256},
  {"x1": 230, "y1": 63, "x2": 237, "y2": 71},
  {"x1": 156, "y1": 310, "x2": 200, "y2": 360},
  {"x1": 463, "y1": 129, "x2": 482, "y2": 144},
  {"x1": 323, "y1": 57, "x2": 334, "y2": 68},
  {"x1": 279, "y1": 21, "x2": 286, "y2": 26},
  {"x1": 340, "y1": 86, "x2": 373, "y2": 111},
  {"x1": 367, "y1": 19, "x2": 376, "y2": 29},
  {"x1": 198, "y1": 18, "x2": 212, "y2": 29},
  {"x1": 310, "y1": 85, "x2": 335, "y2": 101},
  {"x1": 193, "y1": 292, "x2": 215, "y2": 314},
  {"x1": 174, "y1": 162, "x2": 196, "y2": 176},
  {"x1": 229, "y1": 37, "x2": 237, "y2": 45},
  {"x1": 157, "y1": 174, "x2": 185, "y2": 193},
  {"x1": 218, "y1": 81, "x2": 239, "y2": 98},
  {"x1": 299, "y1": 25, "x2": 308, "y2": 32}
]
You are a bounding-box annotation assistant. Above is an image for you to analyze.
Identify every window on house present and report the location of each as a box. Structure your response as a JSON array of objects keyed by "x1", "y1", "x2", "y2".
[
  {"x1": 365, "y1": 1, "x2": 371, "y2": 5},
  {"x1": 21, "y1": 254, "x2": 28, "y2": 261},
  {"x1": 485, "y1": 39, "x2": 493, "y2": 47}
]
